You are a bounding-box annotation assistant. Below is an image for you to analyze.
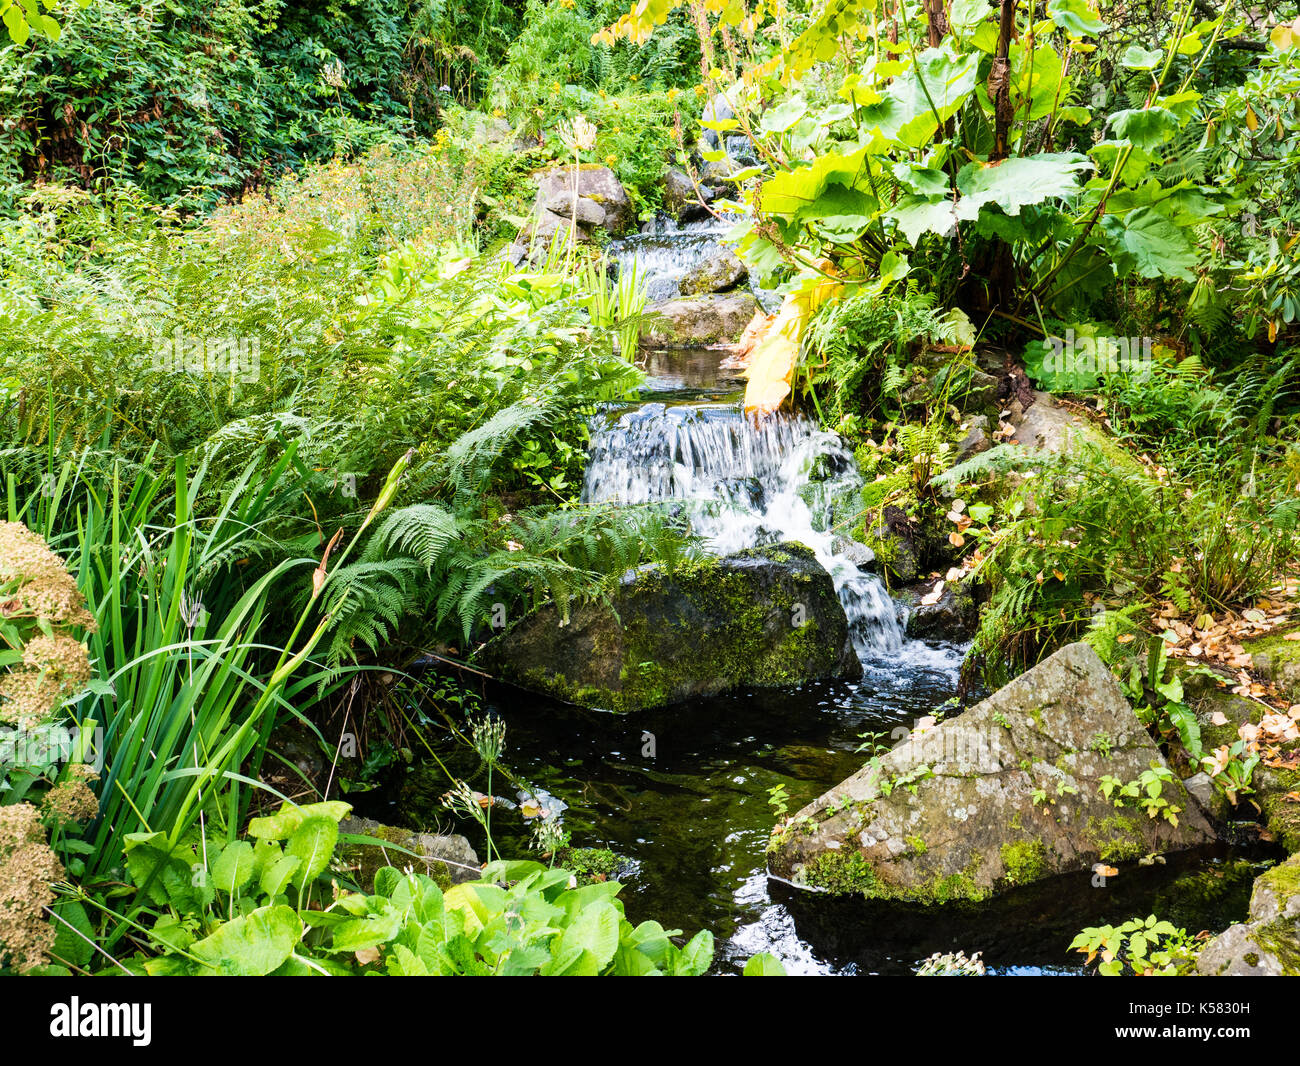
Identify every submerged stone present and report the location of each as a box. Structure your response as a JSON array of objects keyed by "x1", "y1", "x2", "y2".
[
  {"x1": 475, "y1": 543, "x2": 861, "y2": 712},
  {"x1": 768, "y1": 643, "x2": 1214, "y2": 902}
]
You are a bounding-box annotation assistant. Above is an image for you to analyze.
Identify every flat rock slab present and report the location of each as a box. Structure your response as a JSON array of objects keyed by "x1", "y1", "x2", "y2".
[
  {"x1": 476, "y1": 543, "x2": 860, "y2": 712},
  {"x1": 769, "y1": 642, "x2": 1214, "y2": 902}
]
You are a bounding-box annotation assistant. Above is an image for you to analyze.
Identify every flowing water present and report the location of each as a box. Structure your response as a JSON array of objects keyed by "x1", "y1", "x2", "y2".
[{"x1": 372, "y1": 238, "x2": 1266, "y2": 974}]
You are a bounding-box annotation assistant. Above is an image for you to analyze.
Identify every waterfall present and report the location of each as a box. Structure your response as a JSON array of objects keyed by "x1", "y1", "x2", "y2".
[
  {"x1": 610, "y1": 222, "x2": 735, "y2": 304},
  {"x1": 582, "y1": 402, "x2": 906, "y2": 659}
]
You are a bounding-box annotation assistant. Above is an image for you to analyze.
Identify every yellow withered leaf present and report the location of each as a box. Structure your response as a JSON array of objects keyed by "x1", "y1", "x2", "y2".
[{"x1": 743, "y1": 295, "x2": 803, "y2": 415}]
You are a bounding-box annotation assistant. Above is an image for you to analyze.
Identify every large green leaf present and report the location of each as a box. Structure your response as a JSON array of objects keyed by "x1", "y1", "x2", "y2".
[
  {"x1": 1048, "y1": 0, "x2": 1107, "y2": 36},
  {"x1": 212, "y1": 841, "x2": 255, "y2": 897},
  {"x1": 858, "y1": 47, "x2": 981, "y2": 149},
  {"x1": 190, "y1": 905, "x2": 302, "y2": 976},
  {"x1": 759, "y1": 146, "x2": 868, "y2": 216},
  {"x1": 1107, "y1": 108, "x2": 1180, "y2": 152},
  {"x1": 743, "y1": 951, "x2": 788, "y2": 975},
  {"x1": 954, "y1": 153, "x2": 1093, "y2": 221},
  {"x1": 555, "y1": 900, "x2": 620, "y2": 971},
  {"x1": 286, "y1": 816, "x2": 339, "y2": 886},
  {"x1": 886, "y1": 195, "x2": 959, "y2": 243},
  {"x1": 246, "y1": 800, "x2": 351, "y2": 841},
  {"x1": 1100, "y1": 206, "x2": 1198, "y2": 281}
]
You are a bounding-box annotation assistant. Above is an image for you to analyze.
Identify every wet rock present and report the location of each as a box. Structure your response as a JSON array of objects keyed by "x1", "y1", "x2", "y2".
[
  {"x1": 862, "y1": 505, "x2": 919, "y2": 584},
  {"x1": 662, "y1": 168, "x2": 713, "y2": 224},
  {"x1": 768, "y1": 642, "x2": 1215, "y2": 901},
  {"x1": 338, "y1": 816, "x2": 481, "y2": 890},
  {"x1": 700, "y1": 92, "x2": 737, "y2": 150},
  {"x1": 900, "y1": 582, "x2": 978, "y2": 643},
  {"x1": 831, "y1": 536, "x2": 876, "y2": 571},
  {"x1": 955, "y1": 415, "x2": 991, "y2": 461},
  {"x1": 1197, "y1": 854, "x2": 1300, "y2": 975},
  {"x1": 641, "y1": 292, "x2": 759, "y2": 348},
  {"x1": 476, "y1": 543, "x2": 861, "y2": 712},
  {"x1": 679, "y1": 245, "x2": 747, "y2": 295}
]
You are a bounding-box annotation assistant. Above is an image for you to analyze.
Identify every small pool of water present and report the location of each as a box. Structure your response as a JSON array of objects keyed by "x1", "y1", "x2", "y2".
[{"x1": 364, "y1": 648, "x2": 1266, "y2": 975}]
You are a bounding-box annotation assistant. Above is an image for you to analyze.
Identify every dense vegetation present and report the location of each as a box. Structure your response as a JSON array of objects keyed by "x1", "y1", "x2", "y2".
[{"x1": 2, "y1": 0, "x2": 1299, "y2": 980}]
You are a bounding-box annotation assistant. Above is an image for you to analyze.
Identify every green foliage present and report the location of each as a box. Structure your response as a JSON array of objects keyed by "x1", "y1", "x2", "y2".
[
  {"x1": 103, "y1": 799, "x2": 715, "y2": 976},
  {"x1": 0, "y1": 0, "x2": 444, "y2": 211},
  {"x1": 1070, "y1": 914, "x2": 1199, "y2": 976}
]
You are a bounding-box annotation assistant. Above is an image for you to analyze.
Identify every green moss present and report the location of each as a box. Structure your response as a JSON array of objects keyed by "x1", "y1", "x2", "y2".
[
  {"x1": 802, "y1": 849, "x2": 988, "y2": 903},
  {"x1": 1258, "y1": 855, "x2": 1300, "y2": 900},
  {"x1": 1252, "y1": 919, "x2": 1300, "y2": 975},
  {"x1": 803, "y1": 850, "x2": 882, "y2": 895},
  {"x1": 1000, "y1": 839, "x2": 1049, "y2": 886},
  {"x1": 904, "y1": 834, "x2": 928, "y2": 856},
  {"x1": 555, "y1": 846, "x2": 624, "y2": 885},
  {"x1": 1085, "y1": 813, "x2": 1147, "y2": 864}
]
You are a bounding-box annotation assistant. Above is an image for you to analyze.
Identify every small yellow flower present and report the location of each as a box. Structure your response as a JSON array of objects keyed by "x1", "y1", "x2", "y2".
[
  {"x1": 605, "y1": 154, "x2": 617, "y2": 166},
  {"x1": 694, "y1": 84, "x2": 706, "y2": 97},
  {"x1": 666, "y1": 88, "x2": 680, "y2": 103},
  {"x1": 551, "y1": 82, "x2": 562, "y2": 94}
]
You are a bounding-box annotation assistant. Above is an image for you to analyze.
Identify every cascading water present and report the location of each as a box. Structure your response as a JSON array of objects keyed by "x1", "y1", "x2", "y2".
[
  {"x1": 383, "y1": 226, "x2": 1240, "y2": 977},
  {"x1": 611, "y1": 218, "x2": 783, "y2": 311},
  {"x1": 582, "y1": 402, "x2": 906, "y2": 660}
]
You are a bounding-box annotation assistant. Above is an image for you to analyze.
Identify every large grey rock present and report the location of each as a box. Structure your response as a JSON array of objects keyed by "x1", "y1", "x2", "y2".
[
  {"x1": 901, "y1": 582, "x2": 978, "y2": 643},
  {"x1": 768, "y1": 643, "x2": 1214, "y2": 901},
  {"x1": 641, "y1": 292, "x2": 759, "y2": 348},
  {"x1": 679, "y1": 246, "x2": 748, "y2": 295},
  {"x1": 476, "y1": 543, "x2": 861, "y2": 712},
  {"x1": 338, "y1": 816, "x2": 481, "y2": 889},
  {"x1": 663, "y1": 168, "x2": 712, "y2": 223},
  {"x1": 541, "y1": 194, "x2": 605, "y2": 226},
  {"x1": 531, "y1": 165, "x2": 634, "y2": 236},
  {"x1": 1197, "y1": 854, "x2": 1300, "y2": 975}
]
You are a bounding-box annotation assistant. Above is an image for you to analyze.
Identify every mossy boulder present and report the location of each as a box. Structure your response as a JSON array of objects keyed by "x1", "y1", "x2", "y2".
[
  {"x1": 337, "y1": 816, "x2": 480, "y2": 891},
  {"x1": 678, "y1": 246, "x2": 747, "y2": 295},
  {"x1": 1184, "y1": 677, "x2": 1300, "y2": 852},
  {"x1": 640, "y1": 293, "x2": 759, "y2": 348},
  {"x1": 768, "y1": 643, "x2": 1214, "y2": 902},
  {"x1": 1196, "y1": 853, "x2": 1300, "y2": 975},
  {"x1": 1245, "y1": 623, "x2": 1300, "y2": 702},
  {"x1": 475, "y1": 543, "x2": 860, "y2": 712}
]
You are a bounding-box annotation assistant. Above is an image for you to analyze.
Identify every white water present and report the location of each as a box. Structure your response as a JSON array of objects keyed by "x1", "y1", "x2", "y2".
[
  {"x1": 611, "y1": 221, "x2": 734, "y2": 304},
  {"x1": 582, "y1": 401, "x2": 906, "y2": 659}
]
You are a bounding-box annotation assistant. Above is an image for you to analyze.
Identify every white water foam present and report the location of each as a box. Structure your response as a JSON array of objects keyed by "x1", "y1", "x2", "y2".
[{"x1": 582, "y1": 402, "x2": 906, "y2": 659}]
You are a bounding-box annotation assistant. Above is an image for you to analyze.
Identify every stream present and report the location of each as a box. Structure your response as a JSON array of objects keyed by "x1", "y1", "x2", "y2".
[{"x1": 370, "y1": 230, "x2": 1267, "y2": 975}]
